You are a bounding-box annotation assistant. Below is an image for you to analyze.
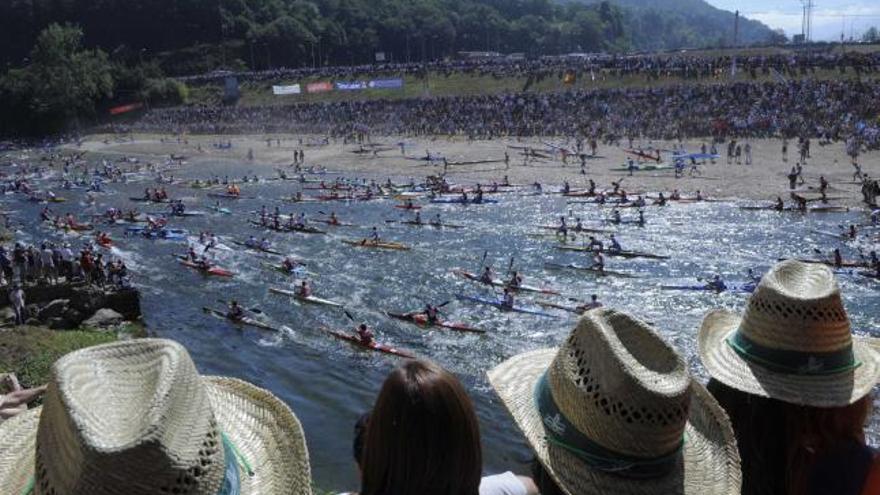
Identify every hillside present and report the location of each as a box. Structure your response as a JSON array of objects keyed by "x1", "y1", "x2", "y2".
[
  {"x1": 570, "y1": 0, "x2": 778, "y2": 49},
  {"x1": 0, "y1": 0, "x2": 780, "y2": 76}
]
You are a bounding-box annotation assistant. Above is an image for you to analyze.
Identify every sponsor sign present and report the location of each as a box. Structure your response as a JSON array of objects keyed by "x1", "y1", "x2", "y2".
[
  {"x1": 306, "y1": 81, "x2": 333, "y2": 93},
  {"x1": 335, "y1": 81, "x2": 368, "y2": 91},
  {"x1": 272, "y1": 84, "x2": 301, "y2": 95},
  {"x1": 368, "y1": 78, "x2": 404, "y2": 89}
]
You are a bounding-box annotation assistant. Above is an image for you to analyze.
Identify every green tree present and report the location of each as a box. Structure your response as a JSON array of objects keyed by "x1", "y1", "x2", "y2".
[
  {"x1": 0, "y1": 23, "x2": 113, "y2": 134},
  {"x1": 863, "y1": 27, "x2": 879, "y2": 43}
]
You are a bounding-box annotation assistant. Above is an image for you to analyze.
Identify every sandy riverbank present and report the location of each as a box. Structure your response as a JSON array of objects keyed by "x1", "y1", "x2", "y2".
[{"x1": 72, "y1": 133, "x2": 879, "y2": 207}]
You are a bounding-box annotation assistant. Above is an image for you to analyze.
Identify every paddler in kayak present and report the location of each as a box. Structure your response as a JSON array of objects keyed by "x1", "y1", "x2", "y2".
[
  {"x1": 610, "y1": 209, "x2": 621, "y2": 224},
  {"x1": 328, "y1": 211, "x2": 340, "y2": 225},
  {"x1": 479, "y1": 266, "x2": 494, "y2": 284},
  {"x1": 637, "y1": 210, "x2": 646, "y2": 225},
  {"x1": 429, "y1": 214, "x2": 442, "y2": 227},
  {"x1": 370, "y1": 227, "x2": 380, "y2": 243},
  {"x1": 591, "y1": 252, "x2": 605, "y2": 273},
  {"x1": 587, "y1": 236, "x2": 603, "y2": 252},
  {"x1": 413, "y1": 211, "x2": 422, "y2": 225},
  {"x1": 507, "y1": 270, "x2": 523, "y2": 289},
  {"x1": 833, "y1": 248, "x2": 843, "y2": 268},
  {"x1": 40, "y1": 206, "x2": 53, "y2": 222},
  {"x1": 245, "y1": 235, "x2": 259, "y2": 248},
  {"x1": 297, "y1": 280, "x2": 311, "y2": 298},
  {"x1": 847, "y1": 224, "x2": 858, "y2": 239},
  {"x1": 186, "y1": 246, "x2": 198, "y2": 262},
  {"x1": 96, "y1": 231, "x2": 112, "y2": 246},
  {"x1": 355, "y1": 323, "x2": 374, "y2": 346},
  {"x1": 562, "y1": 181, "x2": 571, "y2": 194},
  {"x1": 587, "y1": 179, "x2": 596, "y2": 196},
  {"x1": 573, "y1": 217, "x2": 584, "y2": 232},
  {"x1": 575, "y1": 294, "x2": 603, "y2": 313},
  {"x1": 869, "y1": 251, "x2": 879, "y2": 270},
  {"x1": 556, "y1": 216, "x2": 568, "y2": 236},
  {"x1": 653, "y1": 193, "x2": 667, "y2": 206},
  {"x1": 707, "y1": 275, "x2": 726, "y2": 292},
  {"x1": 501, "y1": 288, "x2": 515, "y2": 309},
  {"x1": 632, "y1": 196, "x2": 646, "y2": 208},
  {"x1": 227, "y1": 300, "x2": 245, "y2": 322},
  {"x1": 608, "y1": 234, "x2": 622, "y2": 253},
  {"x1": 792, "y1": 193, "x2": 808, "y2": 212},
  {"x1": 259, "y1": 238, "x2": 272, "y2": 251},
  {"x1": 774, "y1": 196, "x2": 785, "y2": 211},
  {"x1": 281, "y1": 257, "x2": 301, "y2": 273},
  {"x1": 670, "y1": 189, "x2": 681, "y2": 200}
]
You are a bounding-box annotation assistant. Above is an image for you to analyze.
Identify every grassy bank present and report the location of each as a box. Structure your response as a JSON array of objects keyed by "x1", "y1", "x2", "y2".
[{"x1": 0, "y1": 324, "x2": 145, "y2": 387}]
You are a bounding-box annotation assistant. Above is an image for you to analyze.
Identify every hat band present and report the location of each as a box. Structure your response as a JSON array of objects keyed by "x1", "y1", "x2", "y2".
[
  {"x1": 20, "y1": 433, "x2": 250, "y2": 495},
  {"x1": 534, "y1": 372, "x2": 682, "y2": 479},
  {"x1": 727, "y1": 331, "x2": 860, "y2": 376}
]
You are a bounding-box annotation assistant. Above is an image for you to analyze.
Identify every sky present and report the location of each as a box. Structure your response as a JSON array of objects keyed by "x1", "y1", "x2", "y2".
[{"x1": 706, "y1": 0, "x2": 880, "y2": 41}]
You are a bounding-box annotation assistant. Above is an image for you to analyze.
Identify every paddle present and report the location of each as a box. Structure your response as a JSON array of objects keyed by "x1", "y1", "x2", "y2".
[
  {"x1": 215, "y1": 300, "x2": 262, "y2": 314},
  {"x1": 343, "y1": 309, "x2": 355, "y2": 322}
]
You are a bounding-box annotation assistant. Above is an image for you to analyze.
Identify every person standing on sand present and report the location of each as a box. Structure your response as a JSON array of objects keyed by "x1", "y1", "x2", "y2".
[
  {"x1": 9, "y1": 283, "x2": 24, "y2": 325},
  {"x1": 782, "y1": 138, "x2": 788, "y2": 162},
  {"x1": 744, "y1": 142, "x2": 752, "y2": 165}
]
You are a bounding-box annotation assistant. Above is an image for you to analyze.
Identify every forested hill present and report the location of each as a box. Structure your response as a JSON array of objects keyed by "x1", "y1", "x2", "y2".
[{"x1": 1, "y1": 0, "x2": 778, "y2": 75}]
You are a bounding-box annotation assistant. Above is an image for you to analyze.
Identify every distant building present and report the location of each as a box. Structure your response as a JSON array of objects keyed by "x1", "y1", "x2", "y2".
[{"x1": 457, "y1": 51, "x2": 503, "y2": 60}]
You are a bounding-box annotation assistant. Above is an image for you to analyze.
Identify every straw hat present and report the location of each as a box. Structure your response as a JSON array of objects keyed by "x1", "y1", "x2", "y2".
[
  {"x1": 488, "y1": 308, "x2": 741, "y2": 495},
  {"x1": 0, "y1": 339, "x2": 312, "y2": 495},
  {"x1": 699, "y1": 259, "x2": 880, "y2": 407}
]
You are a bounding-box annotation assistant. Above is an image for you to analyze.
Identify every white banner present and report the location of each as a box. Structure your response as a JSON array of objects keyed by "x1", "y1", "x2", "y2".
[{"x1": 272, "y1": 84, "x2": 301, "y2": 95}]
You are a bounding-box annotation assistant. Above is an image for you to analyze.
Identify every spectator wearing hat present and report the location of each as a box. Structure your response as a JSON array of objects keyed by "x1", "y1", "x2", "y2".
[
  {"x1": 698, "y1": 260, "x2": 880, "y2": 495},
  {"x1": 0, "y1": 338, "x2": 313, "y2": 494},
  {"x1": 488, "y1": 308, "x2": 742, "y2": 495}
]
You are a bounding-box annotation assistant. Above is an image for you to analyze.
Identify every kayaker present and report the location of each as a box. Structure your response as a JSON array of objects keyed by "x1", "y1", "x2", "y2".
[
  {"x1": 707, "y1": 275, "x2": 727, "y2": 292},
  {"x1": 507, "y1": 270, "x2": 522, "y2": 289},
  {"x1": 574, "y1": 217, "x2": 583, "y2": 232},
  {"x1": 792, "y1": 193, "x2": 808, "y2": 212},
  {"x1": 696, "y1": 190, "x2": 704, "y2": 201},
  {"x1": 297, "y1": 280, "x2": 311, "y2": 298},
  {"x1": 329, "y1": 212, "x2": 339, "y2": 225},
  {"x1": 246, "y1": 235, "x2": 259, "y2": 248},
  {"x1": 227, "y1": 300, "x2": 244, "y2": 322},
  {"x1": 632, "y1": 195, "x2": 646, "y2": 208},
  {"x1": 774, "y1": 196, "x2": 785, "y2": 211},
  {"x1": 587, "y1": 236, "x2": 603, "y2": 252},
  {"x1": 610, "y1": 210, "x2": 621, "y2": 224},
  {"x1": 40, "y1": 207, "x2": 52, "y2": 222},
  {"x1": 430, "y1": 214, "x2": 442, "y2": 227},
  {"x1": 474, "y1": 188, "x2": 483, "y2": 204},
  {"x1": 501, "y1": 288, "x2": 515, "y2": 309},
  {"x1": 869, "y1": 251, "x2": 879, "y2": 269},
  {"x1": 186, "y1": 247, "x2": 198, "y2": 262},
  {"x1": 848, "y1": 224, "x2": 857, "y2": 239},
  {"x1": 413, "y1": 211, "x2": 422, "y2": 225},
  {"x1": 562, "y1": 181, "x2": 570, "y2": 194},
  {"x1": 576, "y1": 294, "x2": 603, "y2": 313},
  {"x1": 670, "y1": 189, "x2": 681, "y2": 200},
  {"x1": 422, "y1": 304, "x2": 440, "y2": 324},
  {"x1": 591, "y1": 252, "x2": 605, "y2": 272},
  {"x1": 608, "y1": 234, "x2": 622, "y2": 253},
  {"x1": 281, "y1": 257, "x2": 299, "y2": 272},
  {"x1": 833, "y1": 248, "x2": 843, "y2": 268},
  {"x1": 479, "y1": 266, "x2": 494, "y2": 284},
  {"x1": 355, "y1": 324, "x2": 374, "y2": 346},
  {"x1": 370, "y1": 227, "x2": 380, "y2": 243},
  {"x1": 259, "y1": 238, "x2": 271, "y2": 251},
  {"x1": 587, "y1": 179, "x2": 596, "y2": 196},
  {"x1": 746, "y1": 269, "x2": 761, "y2": 284},
  {"x1": 637, "y1": 210, "x2": 645, "y2": 225},
  {"x1": 195, "y1": 256, "x2": 212, "y2": 271},
  {"x1": 654, "y1": 192, "x2": 667, "y2": 206}
]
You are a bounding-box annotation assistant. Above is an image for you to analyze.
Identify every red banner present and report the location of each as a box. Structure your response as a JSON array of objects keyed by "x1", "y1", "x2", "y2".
[
  {"x1": 306, "y1": 82, "x2": 333, "y2": 94},
  {"x1": 109, "y1": 103, "x2": 143, "y2": 115}
]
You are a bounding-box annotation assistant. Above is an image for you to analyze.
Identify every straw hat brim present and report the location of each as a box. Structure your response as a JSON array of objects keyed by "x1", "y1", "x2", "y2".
[
  {"x1": 0, "y1": 376, "x2": 311, "y2": 494},
  {"x1": 699, "y1": 309, "x2": 880, "y2": 407},
  {"x1": 488, "y1": 349, "x2": 741, "y2": 495}
]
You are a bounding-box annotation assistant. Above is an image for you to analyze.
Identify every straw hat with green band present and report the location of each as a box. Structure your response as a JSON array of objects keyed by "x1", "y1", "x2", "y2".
[
  {"x1": 699, "y1": 259, "x2": 880, "y2": 408},
  {"x1": 488, "y1": 308, "x2": 741, "y2": 495},
  {"x1": 0, "y1": 338, "x2": 312, "y2": 495}
]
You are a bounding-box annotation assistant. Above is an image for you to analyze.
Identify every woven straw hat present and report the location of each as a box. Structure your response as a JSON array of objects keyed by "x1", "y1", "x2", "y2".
[
  {"x1": 699, "y1": 259, "x2": 880, "y2": 407},
  {"x1": 0, "y1": 338, "x2": 312, "y2": 495},
  {"x1": 488, "y1": 308, "x2": 741, "y2": 495}
]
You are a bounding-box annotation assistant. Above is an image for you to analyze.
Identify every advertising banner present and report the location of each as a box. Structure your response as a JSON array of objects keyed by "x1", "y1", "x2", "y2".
[
  {"x1": 368, "y1": 78, "x2": 404, "y2": 89},
  {"x1": 335, "y1": 81, "x2": 368, "y2": 91},
  {"x1": 272, "y1": 84, "x2": 301, "y2": 95},
  {"x1": 306, "y1": 81, "x2": 333, "y2": 93}
]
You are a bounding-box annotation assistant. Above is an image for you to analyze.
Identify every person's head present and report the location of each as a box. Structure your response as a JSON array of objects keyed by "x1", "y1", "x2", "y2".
[
  {"x1": 699, "y1": 260, "x2": 880, "y2": 493},
  {"x1": 590, "y1": 294, "x2": 597, "y2": 302},
  {"x1": 360, "y1": 359, "x2": 482, "y2": 495}
]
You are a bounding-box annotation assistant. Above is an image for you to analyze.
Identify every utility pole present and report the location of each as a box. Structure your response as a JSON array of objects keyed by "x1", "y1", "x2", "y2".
[{"x1": 733, "y1": 10, "x2": 740, "y2": 47}]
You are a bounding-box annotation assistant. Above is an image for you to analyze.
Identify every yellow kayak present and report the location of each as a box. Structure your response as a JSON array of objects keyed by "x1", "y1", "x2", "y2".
[{"x1": 341, "y1": 239, "x2": 410, "y2": 251}]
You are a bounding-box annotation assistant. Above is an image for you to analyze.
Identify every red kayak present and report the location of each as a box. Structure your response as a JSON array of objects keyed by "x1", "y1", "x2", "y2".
[
  {"x1": 386, "y1": 312, "x2": 485, "y2": 334},
  {"x1": 179, "y1": 260, "x2": 235, "y2": 277},
  {"x1": 321, "y1": 328, "x2": 414, "y2": 358}
]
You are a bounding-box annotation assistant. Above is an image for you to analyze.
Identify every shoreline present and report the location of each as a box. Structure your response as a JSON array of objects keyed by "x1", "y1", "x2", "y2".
[{"x1": 68, "y1": 133, "x2": 879, "y2": 207}]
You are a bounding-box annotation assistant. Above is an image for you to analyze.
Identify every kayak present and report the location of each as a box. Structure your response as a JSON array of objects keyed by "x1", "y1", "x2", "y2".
[
  {"x1": 179, "y1": 260, "x2": 235, "y2": 277},
  {"x1": 232, "y1": 240, "x2": 283, "y2": 255},
  {"x1": 164, "y1": 211, "x2": 206, "y2": 217},
  {"x1": 342, "y1": 239, "x2": 410, "y2": 251},
  {"x1": 314, "y1": 219, "x2": 356, "y2": 227},
  {"x1": 207, "y1": 193, "x2": 246, "y2": 200},
  {"x1": 269, "y1": 287, "x2": 343, "y2": 307},
  {"x1": 810, "y1": 229, "x2": 855, "y2": 240},
  {"x1": 385, "y1": 312, "x2": 485, "y2": 334},
  {"x1": 455, "y1": 294, "x2": 559, "y2": 318},
  {"x1": 399, "y1": 221, "x2": 464, "y2": 229},
  {"x1": 609, "y1": 164, "x2": 674, "y2": 172},
  {"x1": 208, "y1": 205, "x2": 232, "y2": 215},
  {"x1": 48, "y1": 197, "x2": 67, "y2": 203},
  {"x1": 660, "y1": 284, "x2": 755, "y2": 293},
  {"x1": 202, "y1": 307, "x2": 280, "y2": 332},
  {"x1": 738, "y1": 205, "x2": 850, "y2": 213},
  {"x1": 129, "y1": 197, "x2": 170, "y2": 203},
  {"x1": 537, "y1": 225, "x2": 610, "y2": 234},
  {"x1": 555, "y1": 246, "x2": 670, "y2": 260},
  {"x1": 394, "y1": 204, "x2": 422, "y2": 210},
  {"x1": 248, "y1": 220, "x2": 326, "y2": 234},
  {"x1": 321, "y1": 328, "x2": 414, "y2": 358},
  {"x1": 452, "y1": 269, "x2": 560, "y2": 295},
  {"x1": 429, "y1": 198, "x2": 499, "y2": 205},
  {"x1": 260, "y1": 262, "x2": 314, "y2": 277},
  {"x1": 544, "y1": 262, "x2": 637, "y2": 278},
  {"x1": 535, "y1": 301, "x2": 585, "y2": 315},
  {"x1": 282, "y1": 196, "x2": 320, "y2": 203},
  {"x1": 786, "y1": 258, "x2": 869, "y2": 268}
]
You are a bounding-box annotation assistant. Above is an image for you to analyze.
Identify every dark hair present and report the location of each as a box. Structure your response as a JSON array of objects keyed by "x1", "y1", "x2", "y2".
[
  {"x1": 707, "y1": 379, "x2": 871, "y2": 495},
  {"x1": 353, "y1": 412, "x2": 370, "y2": 468},
  {"x1": 531, "y1": 458, "x2": 565, "y2": 495},
  {"x1": 360, "y1": 359, "x2": 482, "y2": 495}
]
